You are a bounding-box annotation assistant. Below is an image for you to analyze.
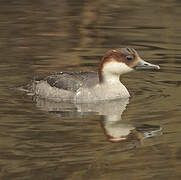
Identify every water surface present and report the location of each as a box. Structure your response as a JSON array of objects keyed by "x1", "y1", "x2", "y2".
[{"x1": 1, "y1": 0, "x2": 181, "y2": 179}]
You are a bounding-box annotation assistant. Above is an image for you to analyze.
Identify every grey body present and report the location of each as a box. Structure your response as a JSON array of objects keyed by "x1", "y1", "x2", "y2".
[
  {"x1": 23, "y1": 71, "x2": 100, "y2": 102},
  {"x1": 44, "y1": 71, "x2": 99, "y2": 91}
]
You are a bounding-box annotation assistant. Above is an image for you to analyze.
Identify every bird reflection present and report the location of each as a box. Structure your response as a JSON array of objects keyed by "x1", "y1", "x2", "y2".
[{"x1": 33, "y1": 96, "x2": 162, "y2": 144}]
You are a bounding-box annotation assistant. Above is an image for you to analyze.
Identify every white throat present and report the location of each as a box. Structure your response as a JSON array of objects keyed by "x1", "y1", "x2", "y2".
[{"x1": 101, "y1": 61, "x2": 133, "y2": 85}]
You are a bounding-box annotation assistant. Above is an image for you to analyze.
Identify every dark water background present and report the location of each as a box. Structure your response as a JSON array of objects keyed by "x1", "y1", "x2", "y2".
[{"x1": 1, "y1": 0, "x2": 181, "y2": 179}]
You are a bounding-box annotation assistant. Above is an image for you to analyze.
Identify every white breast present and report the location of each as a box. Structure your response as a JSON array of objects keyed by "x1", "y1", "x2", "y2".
[{"x1": 74, "y1": 83, "x2": 130, "y2": 103}]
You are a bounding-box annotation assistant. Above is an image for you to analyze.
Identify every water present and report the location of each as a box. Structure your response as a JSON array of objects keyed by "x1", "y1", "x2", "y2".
[{"x1": 1, "y1": 0, "x2": 181, "y2": 179}]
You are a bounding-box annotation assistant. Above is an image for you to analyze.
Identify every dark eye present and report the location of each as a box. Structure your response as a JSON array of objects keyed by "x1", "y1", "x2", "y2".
[{"x1": 126, "y1": 56, "x2": 133, "y2": 61}]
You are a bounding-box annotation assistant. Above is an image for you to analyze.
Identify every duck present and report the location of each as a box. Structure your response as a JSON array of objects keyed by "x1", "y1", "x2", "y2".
[{"x1": 22, "y1": 48, "x2": 160, "y2": 103}]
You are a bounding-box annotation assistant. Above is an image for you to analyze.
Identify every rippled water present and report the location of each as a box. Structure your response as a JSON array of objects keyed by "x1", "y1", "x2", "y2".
[{"x1": 1, "y1": 0, "x2": 181, "y2": 179}]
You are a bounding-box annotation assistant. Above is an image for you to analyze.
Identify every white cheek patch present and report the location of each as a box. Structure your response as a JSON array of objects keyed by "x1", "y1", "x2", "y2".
[{"x1": 103, "y1": 61, "x2": 133, "y2": 75}]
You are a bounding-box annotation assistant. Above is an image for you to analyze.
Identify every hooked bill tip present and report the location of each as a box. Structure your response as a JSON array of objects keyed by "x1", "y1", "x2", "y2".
[{"x1": 134, "y1": 59, "x2": 160, "y2": 70}]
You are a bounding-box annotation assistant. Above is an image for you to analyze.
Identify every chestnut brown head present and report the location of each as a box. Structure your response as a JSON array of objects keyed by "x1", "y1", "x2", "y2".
[{"x1": 98, "y1": 48, "x2": 160, "y2": 83}]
